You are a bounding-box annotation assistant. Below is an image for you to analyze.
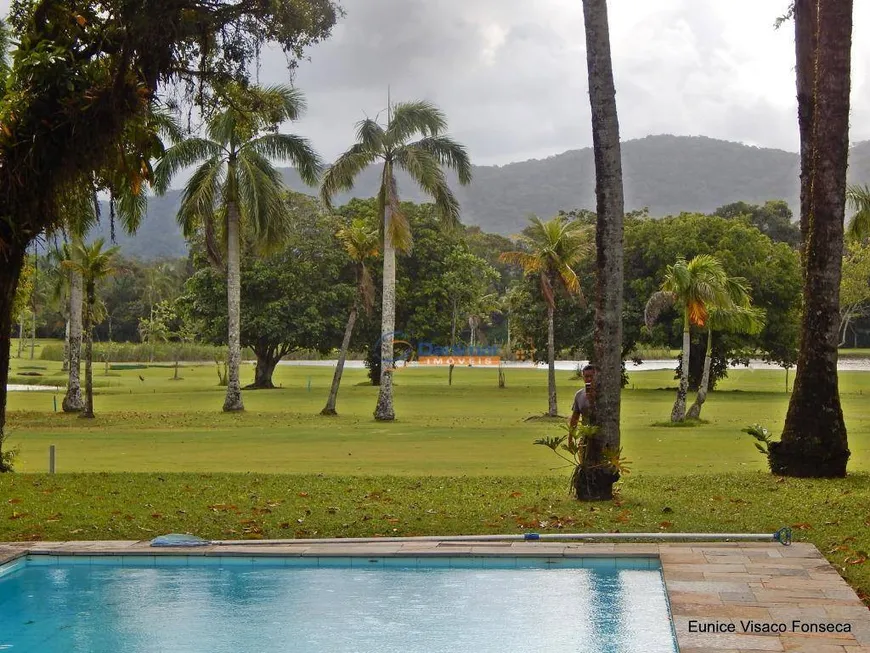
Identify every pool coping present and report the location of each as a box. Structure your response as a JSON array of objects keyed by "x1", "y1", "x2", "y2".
[{"x1": 1, "y1": 540, "x2": 868, "y2": 652}]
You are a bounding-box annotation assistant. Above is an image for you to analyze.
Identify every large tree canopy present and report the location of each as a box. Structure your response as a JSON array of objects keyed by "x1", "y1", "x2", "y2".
[{"x1": 0, "y1": 0, "x2": 340, "y2": 468}]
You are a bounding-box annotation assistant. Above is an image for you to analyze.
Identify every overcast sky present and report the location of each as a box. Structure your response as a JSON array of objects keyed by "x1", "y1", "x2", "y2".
[
  {"x1": 273, "y1": 0, "x2": 870, "y2": 166},
  {"x1": 3, "y1": 1, "x2": 869, "y2": 166}
]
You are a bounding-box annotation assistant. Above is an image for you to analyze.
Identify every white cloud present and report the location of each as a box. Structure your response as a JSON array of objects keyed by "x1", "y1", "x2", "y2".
[{"x1": 2, "y1": 0, "x2": 869, "y2": 166}]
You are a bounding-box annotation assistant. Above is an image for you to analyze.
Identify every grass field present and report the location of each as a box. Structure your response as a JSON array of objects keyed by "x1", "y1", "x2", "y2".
[
  {"x1": 4, "y1": 358, "x2": 869, "y2": 475},
  {"x1": 3, "y1": 357, "x2": 870, "y2": 605}
]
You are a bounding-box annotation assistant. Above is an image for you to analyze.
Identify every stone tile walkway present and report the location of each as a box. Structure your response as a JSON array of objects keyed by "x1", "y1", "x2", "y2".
[{"x1": 1, "y1": 539, "x2": 867, "y2": 652}]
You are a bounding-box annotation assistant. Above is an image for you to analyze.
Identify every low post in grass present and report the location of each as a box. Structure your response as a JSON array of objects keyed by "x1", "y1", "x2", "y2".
[{"x1": 49, "y1": 445, "x2": 55, "y2": 474}]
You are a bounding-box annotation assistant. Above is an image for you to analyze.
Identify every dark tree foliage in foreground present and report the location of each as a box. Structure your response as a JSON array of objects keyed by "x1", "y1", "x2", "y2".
[{"x1": 0, "y1": 0, "x2": 340, "y2": 469}]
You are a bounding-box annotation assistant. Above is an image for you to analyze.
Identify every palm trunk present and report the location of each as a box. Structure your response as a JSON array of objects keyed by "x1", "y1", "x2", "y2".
[
  {"x1": 686, "y1": 327, "x2": 712, "y2": 419},
  {"x1": 223, "y1": 200, "x2": 245, "y2": 412},
  {"x1": 62, "y1": 319, "x2": 70, "y2": 372},
  {"x1": 578, "y1": 0, "x2": 626, "y2": 501},
  {"x1": 17, "y1": 317, "x2": 23, "y2": 358},
  {"x1": 547, "y1": 303, "x2": 558, "y2": 416},
  {"x1": 449, "y1": 298, "x2": 456, "y2": 386},
  {"x1": 0, "y1": 249, "x2": 26, "y2": 471},
  {"x1": 506, "y1": 316, "x2": 511, "y2": 359},
  {"x1": 62, "y1": 270, "x2": 83, "y2": 412},
  {"x1": 322, "y1": 306, "x2": 358, "y2": 415},
  {"x1": 80, "y1": 281, "x2": 95, "y2": 419},
  {"x1": 29, "y1": 309, "x2": 36, "y2": 359},
  {"x1": 671, "y1": 315, "x2": 690, "y2": 422},
  {"x1": 773, "y1": 0, "x2": 851, "y2": 477},
  {"x1": 375, "y1": 201, "x2": 397, "y2": 421}
]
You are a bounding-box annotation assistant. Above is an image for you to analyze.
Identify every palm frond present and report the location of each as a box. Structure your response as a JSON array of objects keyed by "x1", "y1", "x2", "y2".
[
  {"x1": 395, "y1": 145, "x2": 461, "y2": 225},
  {"x1": 385, "y1": 101, "x2": 447, "y2": 148},
  {"x1": 847, "y1": 184, "x2": 870, "y2": 242},
  {"x1": 356, "y1": 118, "x2": 386, "y2": 155},
  {"x1": 237, "y1": 149, "x2": 290, "y2": 253},
  {"x1": 415, "y1": 136, "x2": 473, "y2": 185},
  {"x1": 320, "y1": 144, "x2": 380, "y2": 208},
  {"x1": 153, "y1": 138, "x2": 224, "y2": 194},
  {"x1": 385, "y1": 168, "x2": 412, "y2": 252},
  {"x1": 644, "y1": 291, "x2": 677, "y2": 328},
  {"x1": 247, "y1": 133, "x2": 323, "y2": 186}
]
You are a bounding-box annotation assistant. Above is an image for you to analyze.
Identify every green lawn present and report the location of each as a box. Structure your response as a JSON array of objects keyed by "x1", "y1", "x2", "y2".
[
  {"x1": 3, "y1": 358, "x2": 869, "y2": 605},
  {"x1": 4, "y1": 359, "x2": 869, "y2": 475}
]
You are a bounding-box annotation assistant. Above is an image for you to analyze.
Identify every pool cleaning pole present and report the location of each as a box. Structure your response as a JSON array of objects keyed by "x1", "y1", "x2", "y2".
[{"x1": 208, "y1": 528, "x2": 792, "y2": 546}]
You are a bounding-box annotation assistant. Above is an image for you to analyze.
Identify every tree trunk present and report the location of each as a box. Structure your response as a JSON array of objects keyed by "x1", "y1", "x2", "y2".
[
  {"x1": 17, "y1": 317, "x2": 23, "y2": 358},
  {"x1": 671, "y1": 317, "x2": 690, "y2": 422},
  {"x1": 773, "y1": 0, "x2": 852, "y2": 477},
  {"x1": 547, "y1": 303, "x2": 558, "y2": 416},
  {"x1": 0, "y1": 249, "x2": 26, "y2": 471},
  {"x1": 29, "y1": 309, "x2": 35, "y2": 359},
  {"x1": 322, "y1": 306, "x2": 358, "y2": 415},
  {"x1": 248, "y1": 349, "x2": 280, "y2": 389},
  {"x1": 62, "y1": 270, "x2": 83, "y2": 412},
  {"x1": 578, "y1": 0, "x2": 625, "y2": 501},
  {"x1": 506, "y1": 316, "x2": 511, "y2": 360},
  {"x1": 375, "y1": 200, "x2": 397, "y2": 421},
  {"x1": 223, "y1": 200, "x2": 245, "y2": 412},
  {"x1": 686, "y1": 327, "x2": 712, "y2": 419},
  {"x1": 80, "y1": 281, "x2": 95, "y2": 419},
  {"x1": 449, "y1": 298, "x2": 456, "y2": 386},
  {"x1": 62, "y1": 319, "x2": 70, "y2": 372}
]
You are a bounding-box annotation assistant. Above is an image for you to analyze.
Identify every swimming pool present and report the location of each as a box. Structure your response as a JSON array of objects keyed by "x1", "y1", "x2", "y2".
[{"x1": 0, "y1": 555, "x2": 678, "y2": 652}]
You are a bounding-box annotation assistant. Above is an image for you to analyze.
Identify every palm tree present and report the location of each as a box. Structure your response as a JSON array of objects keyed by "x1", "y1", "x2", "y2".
[
  {"x1": 320, "y1": 99, "x2": 472, "y2": 421},
  {"x1": 685, "y1": 277, "x2": 765, "y2": 419},
  {"x1": 154, "y1": 85, "x2": 321, "y2": 412},
  {"x1": 775, "y1": 0, "x2": 852, "y2": 477},
  {"x1": 645, "y1": 255, "x2": 732, "y2": 422},
  {"x1": 500, "y1": 216, "x2": 588, "y2": 417},
  {"x1": 63, "y1": 239, "x2": 120, "y2": 419},
  {"x1": 142, "y1": 263, "x2": 178, "y2": 361},
  {"x1": 846, "y1": 184, "x2": 870, "y2": 242},
  {"x1": 321, "y1": 219, "x2": 379, "y2": 416},
  {"x1": 581, "y1": 0, "x2": 627, "y2": 501}
]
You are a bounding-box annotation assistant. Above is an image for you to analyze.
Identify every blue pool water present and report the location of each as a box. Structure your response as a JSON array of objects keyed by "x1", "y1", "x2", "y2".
[{"x1": 0, "y1": 556, "x2": 678, "y2": 653}]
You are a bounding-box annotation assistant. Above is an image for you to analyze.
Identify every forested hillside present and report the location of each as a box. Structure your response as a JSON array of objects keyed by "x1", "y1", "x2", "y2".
[{"x1": 92, "y1": 135, "x2": 870, "y2": 259}]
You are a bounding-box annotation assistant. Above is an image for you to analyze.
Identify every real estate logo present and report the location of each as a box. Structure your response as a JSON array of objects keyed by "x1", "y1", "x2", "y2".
[{"x1": 375, "y1": 331, "x2": 503, "y2": 368}]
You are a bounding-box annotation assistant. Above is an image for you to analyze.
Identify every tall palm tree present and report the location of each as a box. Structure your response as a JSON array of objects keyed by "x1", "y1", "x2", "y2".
[
  {"x1": 645, "y1": 254, "x2": 732, "y2": 422},
  {"x1": 775, "y1": 0, "x2": 852, "y2": 477},
  {"x1": 63, "y1": 239, "x2": 120, "y2": 419},
  {"x1": 321, "y1": 218, "x2": 379, "y2": 416},
  {"x1": 320, "y1": 99, "x2": 472, "y2": 421},
  {"x1": 581, "y1": 0, "x2": 627, "y2": 501},
  {"x1": 685, "y1": 277, "x2": 765, "y2": 419},
  {"x1": 154, "y1": 85, "x2": 322, "y2": 412},
  {"x1": 845, "y1": 184, "x2": 870, "y2": 242},
  {"x1": 500, "y1": 215, "x2": 588, "y2": 417}
]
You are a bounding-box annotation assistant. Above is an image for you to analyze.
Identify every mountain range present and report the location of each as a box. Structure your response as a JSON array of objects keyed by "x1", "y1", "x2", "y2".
[{"x1": 89, "y1": 134, "x2": 870, "y2": 260}]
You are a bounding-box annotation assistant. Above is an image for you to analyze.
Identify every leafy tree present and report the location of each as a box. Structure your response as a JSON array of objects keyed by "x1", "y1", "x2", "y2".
[
  {"x1": 0, "y1": 0, "x2": 338, "y2": 469},
  {"x1": 321, "y1": 100, "x2": 472, "y2": 421},
  {"x1": 500, "y1": 215, "x2": 588, "y2": 417},
  {"x1": 626, "y1": 213, "x2": 801, "y2": 388},
  {"x1": 773, "y1": 0, "x2": 852, "y2": 478},
  {"x1": 442, "y1": 248, "x2": 499, "y2": 385},
  {"x1": 322, "y1": 218, "x2": 379, "y2": 416},
  {"x1": 181, "y1": 196, "x2": 351, "y2": 390},
  {"x1": 838, "y1": 241, "x2": 870, "y2": 346},
  {"x1": 62, "y1": 239, "x2": 120, "y2": 418},
  {"x1": 155, "y1": 84, "x2": 322, "y2": 411},
  {"x1": 715, "y1": 200, "x2": 800, "y2": 247},
  {"x1": 645, "y1": 255, "x2": 732, "y2": 422}
]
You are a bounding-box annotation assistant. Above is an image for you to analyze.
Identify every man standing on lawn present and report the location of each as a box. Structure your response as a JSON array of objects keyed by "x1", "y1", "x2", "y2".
[{"x1": 568, "y1": 364, "x2": 598, "y2": 447}]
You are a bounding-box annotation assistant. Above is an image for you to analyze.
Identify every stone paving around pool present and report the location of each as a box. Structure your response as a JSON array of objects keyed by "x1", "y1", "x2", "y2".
[{"x1": 1, "y1": 540, "x2": 868, "y2": 652}]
